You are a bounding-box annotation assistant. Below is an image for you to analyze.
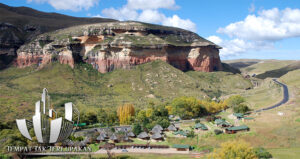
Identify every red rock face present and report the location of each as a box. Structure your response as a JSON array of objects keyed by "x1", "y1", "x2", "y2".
[
  {"x1": 187, "y1": 47, "x2": 222, "y2": 72},
  {"x1": 15, "y1": 54, "x2": 52, "y2": 68},
  {"x1": 15, "y1": 45, "x2": 222, "y2": 73},
  {"x1": 84, "y1": 46, "x2": 222, "y2": 73},
  {"x1": 15, "y1": 53, "x2": 75, "y2": 68}
]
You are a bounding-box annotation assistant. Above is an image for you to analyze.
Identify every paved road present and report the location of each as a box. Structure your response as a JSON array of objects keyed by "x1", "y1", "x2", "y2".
[{"x1": 255, "y1": 79, "x2": 289, "y2": 112}]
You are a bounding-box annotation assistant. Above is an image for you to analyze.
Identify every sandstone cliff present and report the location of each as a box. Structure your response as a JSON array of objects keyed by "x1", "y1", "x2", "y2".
[{"x1": 16, "y1": 21, "x2": 222, "y2": 73}]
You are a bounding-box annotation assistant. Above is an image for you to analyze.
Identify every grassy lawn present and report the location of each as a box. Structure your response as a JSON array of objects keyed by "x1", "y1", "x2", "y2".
[{"x1": 268, "y1": 147, "x2": 300, "y2": 159}]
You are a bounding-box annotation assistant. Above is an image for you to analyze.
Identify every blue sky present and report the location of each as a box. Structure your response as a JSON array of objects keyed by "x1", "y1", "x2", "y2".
[{"x1": 2, "y1": 0, "x2": 300, "y2": 60}]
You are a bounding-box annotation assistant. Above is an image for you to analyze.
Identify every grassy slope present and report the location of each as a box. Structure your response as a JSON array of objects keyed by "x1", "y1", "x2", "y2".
[
  {"x1": 0, "y1": 60, "x2": 251, "y2": 122},
  {"x1": 225, "y1": 59, "x2": 299, "y2": 79},
  {"x1": 256, "y1": 61, "x2": 300, "y2": 79},
  {"x1": 241, "y1": 78, "x2": 282, "y2": 109},
  {"x1": 240, "y1": 60, "x2": 294, "y2": 75}
]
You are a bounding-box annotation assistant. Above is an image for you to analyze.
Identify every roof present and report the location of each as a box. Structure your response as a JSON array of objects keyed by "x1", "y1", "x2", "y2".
[
  {"x1": 244, "y1": 117, "x2": 254, "y2": 120},
  {"x1": 167, "y1": 124, "x2": 177, "y2": 131},
  {"x1": 215, "y1": 119, "x2": 230, "y2": 126},
  {"x1": 73, "y1": 123, "x2": 86, "y2": 127},
  {"x1": 233, "y1": 113, "x2": 244, "y2": 118},
  {"x1": 100, "y1": 132, "x2": 107, "y2": 138},
  {"x1": 97, "y1": 135, "x2": 105, "y2": 141},
  {"x1": 173, "y1": 130, "x2": 187, "y2": 136},
  {"x1": 172, "y1": 144, "x2": 190, "y2": 149},
  {"x1": 114, "y1": 126, "x2": 132, "y2": 132},
  {"x1": 215, "y1": 119, "x2": 225, "y2": 124},
  {"x1": 151, "y1": 127, "x2": 162, "y2": 134},
  {"x1": 152, "y1": 125, "x2": 163, "y2": 131},
  {"x1": 127, "y1": 131, "x2": 135, "y2": 137},
  {"x1": 194, "y1": 123, "x2": 208, "y2": 130},
  {"x1": 226, "y1": 125, "x2": 249, "y2": 131},
  {"x1": 110, "y1": 133, "x2": 118, "y2": 140},
  {"x1": 137, "y1": 132, "x2": 149, "y2": 139},
  {"x1": 151, "y1": 133, "x2": 163, "y2": 139}
]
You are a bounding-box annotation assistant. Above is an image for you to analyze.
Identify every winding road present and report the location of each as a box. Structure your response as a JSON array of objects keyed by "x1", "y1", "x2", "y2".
[{"x1": 255, "y1": 79, "x2": 289, "y2": 112}]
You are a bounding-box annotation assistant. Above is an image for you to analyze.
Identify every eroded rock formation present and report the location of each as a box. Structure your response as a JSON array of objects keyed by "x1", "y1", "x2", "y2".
[{"x1": 16, "y1": 22, "x2": 222, "y2": 73}]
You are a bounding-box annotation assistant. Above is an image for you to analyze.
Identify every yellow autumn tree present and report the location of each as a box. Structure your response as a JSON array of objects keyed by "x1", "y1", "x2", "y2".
[
  {"x1": 117, "y1": 103, "x2": 135, "y2": 125},
  {"x1": 165, "y1": 105, "x2": 173, "y2": 115},
  {"x1": 210, "y1": 140, "x2": 258, "y2": 159}
]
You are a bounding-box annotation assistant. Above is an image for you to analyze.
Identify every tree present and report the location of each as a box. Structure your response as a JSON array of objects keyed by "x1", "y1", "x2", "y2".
[
  {"x1": 210, "y1": 140, "x2": 258, "y2": 159},
  {"x1": 117, "y1": 103, "x2": 135, "y2": 125},
  {"x1": 157, "y1": 118, "x2": 170, "y2": 129},
  {"x1": 254, "y1": 147, "x2": 272, "y2": 159},
  {"x1": 132, "y1": 123, "x2": 142, "y2": 135},
  {"x1": 225, "y1": 95, "x2": 245, "y2": 108},
  {"x1": 136, "y1": 110, "x2": 149, "y2": 127},
  {"x1": 233, "y1": 103, "x2": 250, "y2": 114},
  {"x1": 187, "y1": 127, "x2": 195, "y2": 138}
]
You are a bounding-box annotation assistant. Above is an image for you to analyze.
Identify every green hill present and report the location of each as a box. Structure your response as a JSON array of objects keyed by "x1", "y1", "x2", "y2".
[
  {"x1": 0, "y1": 60, "x2": 251, "y2": 122},
  {"x1": 256, "y1": 61, "x2": 300, "y2": 79},
  {"x1": 225, "y1": 59, "x2": 300, "y2": 79}
]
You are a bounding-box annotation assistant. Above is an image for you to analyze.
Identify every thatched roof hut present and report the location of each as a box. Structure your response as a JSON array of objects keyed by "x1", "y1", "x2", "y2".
[
  {"x1": 97, "y1": 134, "x2": 106, "y2": 141},
  {"x1": 153, "y1": 125, "x2": 163, "y2": 131},
  {"x1": 127, "y1": 131, "x2": 136, "y2": 137},
  {"x1": 100, "y1": 132, "x2": 108, "y2": 138},
  {"x1": 167, "y1": 124, "x2": 177, "y2": 131},
  {"x1": 110, "y1": 133, "x2": 118, "y2": 141},
  {"x1": 137, "y1": 132, "x2": 149, "y2": 140},
  {"x1": 151, "y1": 133, "x2": 164, "y2": 140},
  {"x1": 151, "y1": 127, "x2": 162, "y2": 134}
]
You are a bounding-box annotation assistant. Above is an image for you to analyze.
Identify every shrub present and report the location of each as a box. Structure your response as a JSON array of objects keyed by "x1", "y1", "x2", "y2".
[
  {"x1": 210, "y1": 140, "x2": 258, "y2": 159},
  {"x1": 195, "y1": 119, "x2": 200, "y2": 123},
  {"x1": 233, "y1": 103, "x2": 250, "y2": 114},
  {"x1": 214, "y1": 129, "x2": 223, "y2": 135},
  {"x1": 254, "y1": 147, "x2": 272, "y2": 159}
]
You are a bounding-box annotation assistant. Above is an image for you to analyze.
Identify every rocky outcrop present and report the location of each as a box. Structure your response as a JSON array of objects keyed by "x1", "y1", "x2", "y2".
[{"x1": 16, "y1": 22, "x2": 222, "y2": 73}]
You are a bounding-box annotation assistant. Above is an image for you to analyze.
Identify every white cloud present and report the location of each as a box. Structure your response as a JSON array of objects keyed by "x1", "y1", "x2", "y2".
[
  {"x1": 101, "y1": 0, "x2": 196, "y2": 32},
  {"x1": 137, "y1": 9, "x2": 166, "y2": 24},
  {"x1": 210, "y1": 8, "x2": 300, "y2": 57},
  {"x1": 207, "y1": 35, "x2": 273, "y2": 57},
  {"x1": 127, "y1": 0, "x2": 178, "y2": 10},
  {"x1": 162, "y1": 15, "x2": 196, "y2": 32},
  {"x1": 218, "y1": 8, "x2": 300, "y2": 41},
  {"x1": 27, "y1": 0, "x2": 99, "y2": 11},
  {"x1": 207, "y1": 36, "x2": 223, "y2": 45},
  {"x1": 102, "y1": 7, "x2": 139, "y2": 21}
]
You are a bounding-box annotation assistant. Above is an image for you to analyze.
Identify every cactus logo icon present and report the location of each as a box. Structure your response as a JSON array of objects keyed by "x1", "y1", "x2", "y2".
[{"x1": 16, "y1": 88, "x2": 79, "y2": 144}]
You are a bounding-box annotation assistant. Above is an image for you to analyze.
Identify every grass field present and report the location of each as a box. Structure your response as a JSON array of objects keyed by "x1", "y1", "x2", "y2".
[
  {"x1": 268, "y1": 147, "x2": 300, "y2": 159},
  {"x1": 241, "y1": 78, "x2": 283, "y2": 109}
]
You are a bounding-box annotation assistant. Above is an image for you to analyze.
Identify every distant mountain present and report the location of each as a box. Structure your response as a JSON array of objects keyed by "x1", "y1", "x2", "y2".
[{"x1": 0, "y1": 3, "x2": 116, "y2": 69}]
